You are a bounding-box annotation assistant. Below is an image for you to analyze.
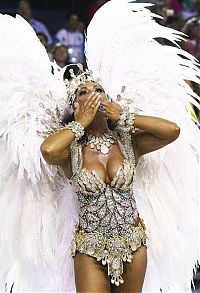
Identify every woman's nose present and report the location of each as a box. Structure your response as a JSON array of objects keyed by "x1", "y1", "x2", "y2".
[{"x1": 88, "y1": 88, "x2": 96, "y2": 95}]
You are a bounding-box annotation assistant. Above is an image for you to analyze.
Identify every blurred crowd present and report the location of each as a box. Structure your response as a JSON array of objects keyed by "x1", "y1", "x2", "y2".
[
  {"x1": 151, "y1": 0, "x2": 200, "y2": 61},
  {"x1": 16, "y1": 0, "x2": 200, "y2": 65},
  {"x1": 16, "y1": 0, "x2": 107, "y2": 65},
  {"x1": 151, "y1": 0, "x2": 200, "y2": 124},
  {"x1": 16, "y1": 0, "x2": 200, "y2": 123}
]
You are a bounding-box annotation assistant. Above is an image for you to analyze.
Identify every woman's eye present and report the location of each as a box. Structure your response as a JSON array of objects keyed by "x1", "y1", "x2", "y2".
[
  {"x1": 79, "y1": 90, "x2": 87, "y2": 96},
  {"x1": 95, "y1": 88, "x2": 104, "y2": 93}
]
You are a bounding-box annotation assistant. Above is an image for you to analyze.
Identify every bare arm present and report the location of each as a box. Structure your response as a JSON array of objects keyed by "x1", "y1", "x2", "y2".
[
  {"x1": 40, "y1": 93, "x2": 101, "y2": 165},
  {"x1": 133, "y1": 115, "x2": 180, "y2": 156},
  {"x1": 100, "y1": 98, "x2": 180, "y2": 157},
  {"x1": 40, "y1": 130, "x2": 76, "y2": 166}
]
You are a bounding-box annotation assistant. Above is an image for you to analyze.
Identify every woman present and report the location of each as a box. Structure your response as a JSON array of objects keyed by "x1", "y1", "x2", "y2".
[
  {"x1": 52, "y1": 43, "x2": 69, "y2": 67},
  {"x1": 181, "y1": 17, "x2": 200, "y2": 60},
  {"x1": 41, "y1": 79, "x2": 180, "y2": 292},
  {"x1": 0, "y1": 1, "x2": 199, "y2": 292}
]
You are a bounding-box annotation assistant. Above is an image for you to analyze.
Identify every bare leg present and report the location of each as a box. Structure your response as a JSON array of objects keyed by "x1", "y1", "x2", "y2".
[
  {"x1": 110, "y1": 245, "x2": 147, "y2": 293},
  {"x1": 74, "y1": 252, "x2": 111, "y2": 293}
]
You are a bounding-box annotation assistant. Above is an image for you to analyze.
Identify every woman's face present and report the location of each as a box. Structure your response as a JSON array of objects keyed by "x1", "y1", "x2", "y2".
[
  {"x1": 54, "y1": 45, "x2": 68, "y2": 63},
  {"x1": 75, "y1": 81, "x2": 106, "y2": 106}
]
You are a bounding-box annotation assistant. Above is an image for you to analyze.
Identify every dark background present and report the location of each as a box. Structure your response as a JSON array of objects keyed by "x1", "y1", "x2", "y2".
[
  {"x1": 0, "y1": 0, "x2": 93, "y2": 34},
  {"x1": 0, "y1": 0, "x2": 91, "y2": 8}
]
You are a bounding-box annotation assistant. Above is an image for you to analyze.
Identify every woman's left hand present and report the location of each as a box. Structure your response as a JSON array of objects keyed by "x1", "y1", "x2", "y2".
[{"x1": 99, "y1": 97, "x2": 122, "y2": 123}]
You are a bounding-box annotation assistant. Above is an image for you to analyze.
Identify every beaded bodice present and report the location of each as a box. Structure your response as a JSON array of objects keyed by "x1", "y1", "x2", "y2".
[
  {"x1": 69, "y1": 130, "x2": 139, "y2": 237},
  {"x1": 70, "y1": 130, "x2": 147, "y2": 286},
  {"x1": 70, "y1": 129, "x2": 136, "y2": 190},
  {"x1": 77, "y1": 187, "x2": 139, "y2": 237},
  {"x1": 74, "y1": 157, "x2": 135, "y2": 196}
]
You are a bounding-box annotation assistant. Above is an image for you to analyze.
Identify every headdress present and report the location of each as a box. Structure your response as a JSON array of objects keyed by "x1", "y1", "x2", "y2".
[
  {"x1": 42, "y1": 63, "x2": 103, "y2": 136},
  {"x1": 61, "y1": 63, "x2": 138, "y2": 118},
  {"x1": 64, "y1": 63, "x2": 102, "y2": 106}
]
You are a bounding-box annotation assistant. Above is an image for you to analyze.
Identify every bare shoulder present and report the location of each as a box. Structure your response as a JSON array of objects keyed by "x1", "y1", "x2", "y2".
[{"x1": 131, "y1": 126, "x2": 180, "y2": 157}]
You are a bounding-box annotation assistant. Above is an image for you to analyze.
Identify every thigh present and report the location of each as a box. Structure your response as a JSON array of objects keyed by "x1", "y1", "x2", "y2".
[
  {"x1": 111, "y1": 245, "x2": 147, "y2": 293},
  {"x1": 74, "y1": 251, "x2": 111, "y2": 293}
]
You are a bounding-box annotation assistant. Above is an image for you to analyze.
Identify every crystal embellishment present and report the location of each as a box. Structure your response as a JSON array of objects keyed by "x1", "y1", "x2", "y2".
[
  {"x1": 71, "y1": 219, "x2": 147, "y2": 286},
  {"x1": 69, "y1": 127, "x2": 147, "y2": 286},
  {"x1": 86, "y1": 131, "x2": 115, "y2": 154}
]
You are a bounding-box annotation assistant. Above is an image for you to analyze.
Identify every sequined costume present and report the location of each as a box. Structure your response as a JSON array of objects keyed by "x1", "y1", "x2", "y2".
[
  {"x1": 70, "y1": 129, "x2": 147, "y2": 286},
  {"x1": 0, "y1": 1, "x2": 199, "y2": 291}
]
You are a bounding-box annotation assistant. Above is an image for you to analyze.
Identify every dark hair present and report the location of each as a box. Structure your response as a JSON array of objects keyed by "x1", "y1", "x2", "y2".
[
  {"x1": 64, "y1": 64, "x2": 82, "y2": 80},
  {"x1": 61, "y1": 111, "x2": 75, "y2": 126},
  {"x1": 17, "y1": 0, "x2": 32, "y2": 8},
  {"x1": 191, "y1": 20, "x2": 200, "y2": 27},
  {"x1": 37, "y1": 32, "x2": 48, "y2": 42},
  {"x1": 66, "y1": 11, "x2": 80, "y2": 21}
]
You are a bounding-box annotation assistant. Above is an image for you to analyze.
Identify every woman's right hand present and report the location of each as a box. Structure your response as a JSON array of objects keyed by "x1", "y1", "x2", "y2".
[
  {"x1": 74, "y1": 92, "x2": 101, "y2": 128},
  {"x1": 41, "y1": 93, "x2": 101, "y2": 166}
]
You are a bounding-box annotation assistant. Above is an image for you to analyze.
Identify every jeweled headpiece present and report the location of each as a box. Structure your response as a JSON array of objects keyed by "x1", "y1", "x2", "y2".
[{"x1": 64, "y1": 63, "x2": 101, "y2": 106}]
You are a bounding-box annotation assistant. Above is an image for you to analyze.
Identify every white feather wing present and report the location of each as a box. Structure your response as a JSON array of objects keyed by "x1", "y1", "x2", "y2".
[
  {"x1": 0, "y1": 14, "x2": 78, "y2": 291},
  {"x1": 85, "y1": 1, "x2": 200, "y2": 291}
]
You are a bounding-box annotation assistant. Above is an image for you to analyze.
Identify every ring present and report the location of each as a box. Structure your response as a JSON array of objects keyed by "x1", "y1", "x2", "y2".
[
  {"x1": 99, "y1": 104, "x2": 105, "y2": 112},
  {"x1": 91, "y1": 104, "x2": 95, "y2": 108}
]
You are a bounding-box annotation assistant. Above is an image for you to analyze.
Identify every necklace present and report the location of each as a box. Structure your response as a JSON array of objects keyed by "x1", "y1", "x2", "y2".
[{"x1": 86, "y1": 131, "x2": 115, "y2": 154}]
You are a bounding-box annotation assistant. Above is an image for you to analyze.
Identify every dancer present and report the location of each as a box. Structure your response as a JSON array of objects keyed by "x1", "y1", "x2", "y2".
[
  {"x1": 0, "y1": 1, "x2": 199, "y2": 292},
  {"x1": 40, "y1": 74, "x2": 180, "y2": 292}
]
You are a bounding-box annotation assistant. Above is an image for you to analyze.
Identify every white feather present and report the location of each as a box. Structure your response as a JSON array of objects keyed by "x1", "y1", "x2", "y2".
[
  {"x1": 85, "y1": 0, "x2": 200, "y2": 291},
  {"x1": 0, "y1": 14, "x2": 77, "y2": 291}
]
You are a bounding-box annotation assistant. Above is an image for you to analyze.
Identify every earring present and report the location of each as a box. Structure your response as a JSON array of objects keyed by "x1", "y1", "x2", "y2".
[{"x1": 99, "y1": 104, "x2": 106, "y2": 112}]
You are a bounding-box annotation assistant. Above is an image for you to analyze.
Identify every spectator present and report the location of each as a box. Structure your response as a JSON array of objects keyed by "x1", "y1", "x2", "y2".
[
  {"x1": 37, "y1": 32, "x2": 53, "y2": 61},
  {"x1": 171, "y1": 0, "x2": 182, "y2": 16},
  {"x1": 55, "y1": 12, "x2": 84, "y2": 64},
  {"x1": 77, "y1": 21, "x2": 85, "y2": 33},
  {"x1": 153, "y1": 0, "x2": 183, "y2": 29},
  {"x1": 17, "y1": 0, "x2": 53, "y2": 45},
  {"x1": 181, "y1": 17, "x2": 200, "y2": 60},
  {"x1": 52, "y1": 43, "x2": 69, "y2": 68},
  {"x1": 181, "y1": 0, "x2": 199, "y2": 20}
]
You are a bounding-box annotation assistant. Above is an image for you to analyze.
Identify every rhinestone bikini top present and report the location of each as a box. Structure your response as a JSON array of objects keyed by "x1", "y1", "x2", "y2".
[{"x1": 70, "y1": 129, "x2": 136, "y2": 195}]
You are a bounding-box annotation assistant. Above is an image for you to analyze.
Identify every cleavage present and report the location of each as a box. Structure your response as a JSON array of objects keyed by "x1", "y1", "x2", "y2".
[{"x1": 82, "y1": 144, "x2": 125, "y2": 185}]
